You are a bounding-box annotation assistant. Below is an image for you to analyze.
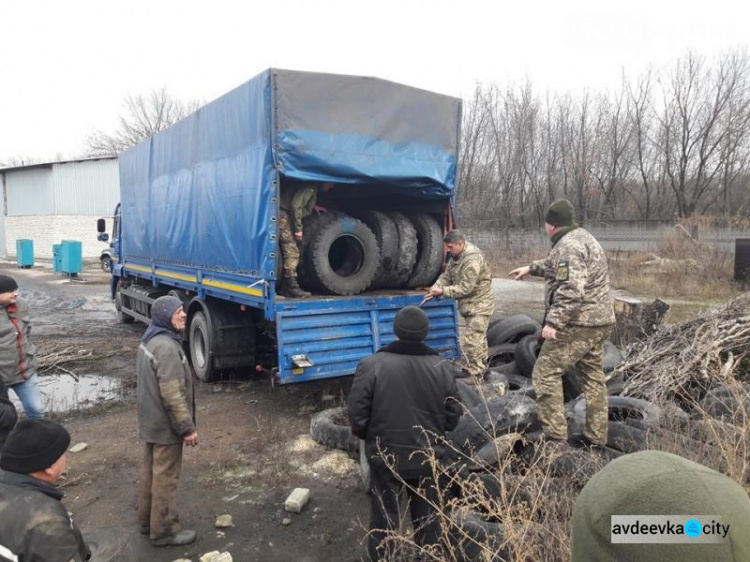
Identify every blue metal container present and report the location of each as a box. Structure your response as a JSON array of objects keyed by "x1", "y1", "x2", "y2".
[
  {"x1": 52, "y1": 244, "x2": 62, "y2": 273},
  {"x1": 60, "y1": 240, "x2": 83, "y2": 275},
  {"x1": 16, "y1": 239, "x2": 34, "y2": 268}
]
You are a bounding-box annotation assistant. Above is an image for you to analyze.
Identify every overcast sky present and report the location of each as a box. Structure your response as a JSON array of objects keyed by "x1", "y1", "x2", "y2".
[{"x1": 2, "y1": 0, "x2": 749, "y2": 164}]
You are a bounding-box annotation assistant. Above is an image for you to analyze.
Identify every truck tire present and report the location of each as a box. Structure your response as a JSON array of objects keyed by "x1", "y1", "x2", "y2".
[
  {"x1": 297, "y1": 210, "x2": 345, "y2": 291},
  {"x1": 486, "y1": 314, "x2": 540, "y2": 347},
  {"x1": 382, "y1": 212, "x2": 418, "y2": 288},
  {"x1": 309, "y1": 407, "x2": 359, "y2": 453},
  {"x1": 356, "y1": 211, "x2": 399, "y2": 289},
  {"x1": 307, "y1": 216, "x2": 380, "y2": 295},
  {"x1": 114, "y1": 287, "x2": 134, "y2": 324},
  {"x1": 515, "y1": 334, "x2": 541, "y2": 377},
  {"x1": 189, "y1": 311, "x2": 217, "y2": 382},
  {"x1": 487, "y1": 344, "x2": 516, "y2": 367},
  {"x1": 101, "y1": 255, "x2": 112, "y2": 272},
  {"x1": 571, "y1": 396, "x2": 662, "y2": 431},
  {"x1": 406, "y1": 213, "x2": 444, "y2": 288}
]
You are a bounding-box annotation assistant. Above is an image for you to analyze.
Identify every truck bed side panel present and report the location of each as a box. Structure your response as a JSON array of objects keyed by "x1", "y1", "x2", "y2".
[{"x1": 275, "y1": 294, "x2": 460, "y2": 384}]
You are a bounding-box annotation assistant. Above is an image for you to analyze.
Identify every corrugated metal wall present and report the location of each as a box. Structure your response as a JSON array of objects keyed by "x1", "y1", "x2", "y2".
[
  {"x1": 3, "y1": 159, "x2": 119, "y2": 216},
  {"x1": 5, "y1": 167, "x2": 55, "y2": 215},
  {"x1": 52, "y1": 159, "x2": 119, "y2": 215}
]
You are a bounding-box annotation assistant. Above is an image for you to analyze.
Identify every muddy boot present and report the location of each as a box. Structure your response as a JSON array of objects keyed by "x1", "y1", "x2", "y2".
[{"x1": 285, "y1": 277, "x2": 311, "y2": 298}]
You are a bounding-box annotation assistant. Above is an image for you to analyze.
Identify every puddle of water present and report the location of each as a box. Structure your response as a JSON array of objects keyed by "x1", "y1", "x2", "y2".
[{"x1": 9, "y1": 374, "x2": 123, "y2": 414}]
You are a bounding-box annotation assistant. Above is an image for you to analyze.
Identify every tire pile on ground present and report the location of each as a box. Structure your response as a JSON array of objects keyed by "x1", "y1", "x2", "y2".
[
  {"x1": 308, "y1": 306, "x2": 750, "y2": 559},
  {"x1": 297, "y1": 210, "x2": 444, "y2": 296}
]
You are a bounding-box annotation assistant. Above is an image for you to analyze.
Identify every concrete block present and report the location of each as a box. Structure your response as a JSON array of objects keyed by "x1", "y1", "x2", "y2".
[{"x1": 284, "y1": 487, "x2": 310, "y2": 513}]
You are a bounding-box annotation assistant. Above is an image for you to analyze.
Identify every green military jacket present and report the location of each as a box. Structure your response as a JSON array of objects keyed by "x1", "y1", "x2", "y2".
[
  {"x1": 136, "y1": 334, "x2": 196, "y2": 444},
  {"x1": 280, "y1": 186, "x2": 318, "y2": 233},
  {"x1": 0, "y1": 298, "x2": 39, "y2": 386},
  {"x1": 434, "y1": 242, "x2": 495, "y2": 317},
  {"x1": 530, "y1": 227, "x2": 614, "y2": 330}
]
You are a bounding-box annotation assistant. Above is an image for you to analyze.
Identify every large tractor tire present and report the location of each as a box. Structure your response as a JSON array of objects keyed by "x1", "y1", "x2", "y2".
[
  {"x1": 356, "y1": 210, "x2": 399, "y2": 289},
  {"x1": 406, "y1": 213, "x2": 444, "y2": 289},
  {"x1": 307, "y1": 215, "x2": 379, "y2": 295},
  {"x1": 382, "y1": 212, "x2": 418, "y2": 288}
]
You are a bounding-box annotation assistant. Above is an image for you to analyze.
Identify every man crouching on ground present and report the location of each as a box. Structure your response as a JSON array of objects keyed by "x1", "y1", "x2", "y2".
[
  {"x1": 0, "y1": 419, "x2": 91, "y2": 561},
  {"x1": 136, "y1": 296, "x2": 198, "y2": 547},
  {"x1": 347, "y1": 305, "x2": 462, "y2": 561}
]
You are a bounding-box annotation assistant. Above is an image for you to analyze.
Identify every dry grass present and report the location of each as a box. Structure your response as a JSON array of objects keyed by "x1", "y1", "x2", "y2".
[{"x1": 484, "y1": 228, "x2": 742, "y2": 303}]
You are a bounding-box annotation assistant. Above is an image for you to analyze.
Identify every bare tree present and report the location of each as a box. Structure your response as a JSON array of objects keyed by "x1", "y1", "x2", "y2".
[{"x1": 85, "y1": 89, "x2": 201, "y2": 156}]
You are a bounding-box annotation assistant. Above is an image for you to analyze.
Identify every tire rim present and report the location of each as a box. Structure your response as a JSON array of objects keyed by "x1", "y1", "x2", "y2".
[
  {"x1": 193, "y1": 325, "x2": 207, "y2": 370},
  {"x1": 328, "y1": 235, "x2": 366, "y2": 277}
]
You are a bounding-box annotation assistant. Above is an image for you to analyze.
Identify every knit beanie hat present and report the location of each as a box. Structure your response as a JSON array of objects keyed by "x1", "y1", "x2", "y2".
[
  {"x1": 394, "y1": 306, "x2": 429, "y2": 342},
  {"x1": 571, "y1": 450, "x2": 750, "y2": 561},
  {"x1": 545, "y1": 199, "x2": 577, "y2": 227},
  {"x1": 0, "y1": 419, "x2": 71, "y2": 474},
  {"x1": 141, "y1": 295, "x2": 184, "y2": 344},
  {"x1": 0, "y1": 275, "x2": 18, "y2": 294}
]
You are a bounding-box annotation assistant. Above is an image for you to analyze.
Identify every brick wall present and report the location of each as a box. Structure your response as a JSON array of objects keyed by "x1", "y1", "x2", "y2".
[{"x1": 5, "y1": 215, "x2": 108, "y2": 259}]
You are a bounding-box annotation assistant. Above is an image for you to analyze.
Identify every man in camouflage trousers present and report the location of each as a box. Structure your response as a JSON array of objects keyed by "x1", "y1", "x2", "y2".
[
  {"x1": 428, "y1": 230, "x2": 494, "y2": 383},
  {"x1": 510, "y1": 199, "x2": 614, "y2": 446},
  {"x1": 278, "y1": 182, "x2": 334, "y2": 298}
]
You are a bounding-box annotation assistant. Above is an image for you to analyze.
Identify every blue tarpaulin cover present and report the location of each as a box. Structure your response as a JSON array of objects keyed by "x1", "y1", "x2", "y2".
[{"x1": 119, "y1": 69, "x2": 461, "y2": 279}]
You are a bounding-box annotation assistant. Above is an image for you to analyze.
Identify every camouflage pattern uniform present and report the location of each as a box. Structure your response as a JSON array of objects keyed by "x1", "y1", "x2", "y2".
[
  {"x1": 434, "y1": 242, "x2": 495, "y2": 380},
  {"x1": 529, "y1": 227, "x2": 615, "y2": 445},
  {"x1": 278, "y1": 185, "x2": 318, "y2": 280}
]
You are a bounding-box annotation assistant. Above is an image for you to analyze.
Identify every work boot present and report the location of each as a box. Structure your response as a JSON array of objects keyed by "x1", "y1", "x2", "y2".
[
  {"x1": 284, "y1": 277, "x2": 311, "y2": 298},
  {"x1": 152, "y1": 529, "x2": 197, "y2": 547}
]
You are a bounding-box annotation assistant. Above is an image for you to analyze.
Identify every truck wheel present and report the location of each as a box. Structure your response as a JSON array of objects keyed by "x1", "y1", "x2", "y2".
[
  {"x1": 189, "y1": 311, "x2": 216, "y2": 382},
  {"x1": 487, "y1": 314, "x2": 540, "y2": 347},
  {"x1": 382, "y1": 212, "x2": 418, "y2": 288},
  {"x1": 356, "y1": 211, "x2": 399, "y2": 289},
  {"x1": 308, "y1": 216, "x2": 379, "y2": 295},
  {"x1": 101, "y1": 255, "x2": 112, "y2": 272},
  {"x1": 114, "y1": 287, "x2": 134, "y2": 324},
  {"x1": 406, "y1": 213, "x2": 444, "y2": 288}
]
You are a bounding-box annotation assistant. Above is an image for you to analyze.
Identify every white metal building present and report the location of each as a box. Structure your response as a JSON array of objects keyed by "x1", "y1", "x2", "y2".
[{"x1": 0, "y1": 157, "x2": 119, "y2": 259}]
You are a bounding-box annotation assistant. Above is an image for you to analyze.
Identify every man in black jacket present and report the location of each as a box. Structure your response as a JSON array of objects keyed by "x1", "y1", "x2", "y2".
[
  {"x1": 0, "y1": 419, "x2": 90, "y2": 561},
  {"x1": 348, "y1": 305, "x2": 462, "y2": 561}
]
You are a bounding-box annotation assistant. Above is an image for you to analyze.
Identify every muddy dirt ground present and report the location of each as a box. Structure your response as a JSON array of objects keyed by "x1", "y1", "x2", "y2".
[
  {"x1": 3, "y1": 262, "x2": 373, "y2": 562},
  {"x1": 2, "y1": 260, "x2": 703, "y2": 562}
]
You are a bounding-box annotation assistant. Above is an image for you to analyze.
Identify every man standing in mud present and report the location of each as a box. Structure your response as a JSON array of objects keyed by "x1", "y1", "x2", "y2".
[
  {"x1": 348, "y1": 305, "x2": 462, "y2": 561},
  {"x1": 278, "y1": 182, "x2": 335, "y2": 298},
  {"x1": 510, "y1": 199, "x2": 614, "y2": 447},
  {"x1": 0, "y1": 274, "x2": 45, "y2": 419},
  {"x1": 136, "y1": 295, "x2": 198, "y2": 547},
  {"x1": 427, "y1": 230, "x2": 494, "y2": 383}
]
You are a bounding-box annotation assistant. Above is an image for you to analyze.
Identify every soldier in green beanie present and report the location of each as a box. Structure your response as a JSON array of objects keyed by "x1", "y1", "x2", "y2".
[
  {"x1": 509, "y1": 199, "x2": 614, "y2": 446},
  {"x1": 571, "y1": 450, "x2": 750, "y2": 561}
]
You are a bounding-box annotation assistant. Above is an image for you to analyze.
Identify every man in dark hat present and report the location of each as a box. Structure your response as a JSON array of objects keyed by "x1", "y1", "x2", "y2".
[
  {"x1": 0, "y1": 273, "x2": 45, "y2": 418},
  {"x1": 348, "y1": 305, "x2": 462, "y2": 561},
  {"x1": 136, "y1": 295, "x2": 197, "y2": 547},
  {"x1": 0, "y1": 419, "x2": 90, "y2": 561},
  {"x1": 510, "y1": 199, "x2": 614, "y2": 447}
]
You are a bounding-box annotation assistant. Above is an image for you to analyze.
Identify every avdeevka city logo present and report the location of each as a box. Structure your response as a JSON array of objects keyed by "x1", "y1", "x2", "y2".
[{"x1": 684, "y1": 519, "x2": 702, "y2": 538}]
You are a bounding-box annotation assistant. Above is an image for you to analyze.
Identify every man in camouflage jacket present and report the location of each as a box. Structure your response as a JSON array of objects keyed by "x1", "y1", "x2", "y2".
[
  {"x1": 429, "y1": 230, "x2": 495, "y2": 382},
  {"x1": 510, "y1": 199, "x2": 614, "y2": 446},
  {"x1": 278, "y1": 182, "x2": 334, "y2": 298},
  {"x1": 136, "y1": 296, "x2": 197, "y2": 547}
]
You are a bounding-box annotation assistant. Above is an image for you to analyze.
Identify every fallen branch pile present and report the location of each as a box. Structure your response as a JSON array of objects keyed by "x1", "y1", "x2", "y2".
[
  {"x1": 615, "y1": 293, "x2": 750, "y2": 403},
  {"x1": 36, "y1": 336, "x2": 137, "y2": 376}
]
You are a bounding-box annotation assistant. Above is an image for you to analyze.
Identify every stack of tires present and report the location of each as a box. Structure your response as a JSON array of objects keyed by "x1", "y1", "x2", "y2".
[{"x1": 297, "y1": 210, "x2": 444, "y2": 296}]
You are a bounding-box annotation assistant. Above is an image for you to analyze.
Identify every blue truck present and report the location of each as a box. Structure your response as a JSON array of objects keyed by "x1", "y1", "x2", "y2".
[{"x1": 98, "y1": 69, "x2": 463, "y2": 385}]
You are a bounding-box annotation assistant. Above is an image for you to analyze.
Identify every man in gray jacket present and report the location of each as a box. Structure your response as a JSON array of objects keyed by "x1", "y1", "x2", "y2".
[
  {"x1": 136, "y1": 296, "x2": 197, "y2": 547},
  {"x1": 0, "y1": 274, "x2": 44, "y2": 418}
]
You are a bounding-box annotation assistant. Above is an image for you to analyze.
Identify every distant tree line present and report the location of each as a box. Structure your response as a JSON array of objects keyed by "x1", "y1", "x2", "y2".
[{"x1": 457, "y1": 50, "x2": 750, "y2": 227}]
